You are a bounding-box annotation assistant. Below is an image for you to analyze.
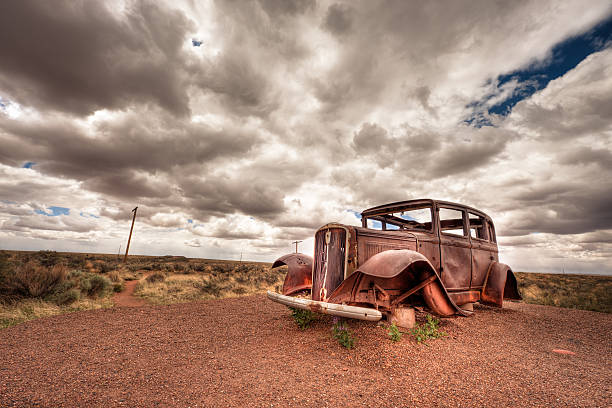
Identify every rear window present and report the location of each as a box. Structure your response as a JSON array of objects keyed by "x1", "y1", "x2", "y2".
[{"x1": 469, "y1": 212, "x2": 487, "y2": 240}]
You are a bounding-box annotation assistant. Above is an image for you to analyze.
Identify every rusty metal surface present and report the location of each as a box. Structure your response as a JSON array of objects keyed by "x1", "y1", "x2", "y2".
[
  {"x1": 312, "y1": 227, "x2": 346, "y2": 301},
  {"x1": 482, "y1": 262, "x2": 522, "y2": 307},
  {"x1": 271, "y1": 253, "x2": 313, "y2": 296},
  {"x1": 269, "y1": 199, "x2": 518, "y2": 320}
]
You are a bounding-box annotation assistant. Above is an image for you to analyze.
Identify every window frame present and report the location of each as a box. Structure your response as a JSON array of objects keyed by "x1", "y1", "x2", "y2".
[{"x1": 438, "y1": 206, "x2": 468, "y2": 238}]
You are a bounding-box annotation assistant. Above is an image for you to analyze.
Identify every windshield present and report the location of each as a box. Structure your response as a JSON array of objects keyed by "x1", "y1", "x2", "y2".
[{"x1": 364, "y1": 205, "x2": 433, "y2": 232}]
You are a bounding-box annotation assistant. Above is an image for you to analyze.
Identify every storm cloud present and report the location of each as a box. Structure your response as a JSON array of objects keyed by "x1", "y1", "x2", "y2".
[{"x1": 0, "y1": 0, "x2": 611, "y2": 274}]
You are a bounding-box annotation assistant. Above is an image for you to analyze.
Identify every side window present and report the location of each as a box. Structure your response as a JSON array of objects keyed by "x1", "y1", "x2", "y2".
[
  {"x1": 487, "y1": 220, "x2": 497, "y2": 243},
  {"x1": 366, "y1": 218, "x2": 383, "y2": 230},
  {"x1": 439, "y1": 208, "x2": 466, "y2": 237},
  {"x1": 468, "y1": 212, "x2": 487, "y2": 240}
]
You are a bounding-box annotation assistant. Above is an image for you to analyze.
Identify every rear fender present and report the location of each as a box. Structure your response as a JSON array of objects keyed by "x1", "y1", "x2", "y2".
[
  {"x1": 272, "y1": 253, "x2": 313, "y2": 296},
  {"x1": 328, "y1": 249, "x2": 468, "y2": 317},
  {"x1": 481, "y1": 262, "x2": 522, "y2": 307}
]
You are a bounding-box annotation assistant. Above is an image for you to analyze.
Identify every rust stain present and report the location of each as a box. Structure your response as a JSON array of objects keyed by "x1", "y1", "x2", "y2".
[{"x1": 271, "y1": 199, "x2": 521, "y2": 321}]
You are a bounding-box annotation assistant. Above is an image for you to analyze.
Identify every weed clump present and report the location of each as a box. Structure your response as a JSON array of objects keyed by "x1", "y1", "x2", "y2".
[
  {"x1": 290, "y1": 307, "x2": 316, "y2": 329},
  {"x1": 388, "y1": 323, "x2": 403, "y2": 342},
  {"x1": 411, "y1": 315, "x2": 446, "y2": 344},
  {"x1": 331, "y1": 318, "x2": 356, "y2": 349}
]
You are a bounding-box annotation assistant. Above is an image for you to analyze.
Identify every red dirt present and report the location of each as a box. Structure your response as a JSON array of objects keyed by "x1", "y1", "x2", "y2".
[
  {"x1": 112, "y1": 279, "x2": 146, "y2": 307},
  {"x1": 1, "y1": 297, "x2": 610, "y2": 407}
]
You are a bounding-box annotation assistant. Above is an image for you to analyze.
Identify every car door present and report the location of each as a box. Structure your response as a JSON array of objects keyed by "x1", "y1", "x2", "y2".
[
  {"x1": 437, "y1": 205, "x2": 472, "y2": 290},
  {"x1": 467, "y1": 212, "x2": 496, "y2": 289}
]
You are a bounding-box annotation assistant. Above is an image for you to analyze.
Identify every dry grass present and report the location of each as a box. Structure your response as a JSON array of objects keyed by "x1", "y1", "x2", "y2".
[
  {"x1": 0, "y1": 297, "x2": 113, "y2": 329},
  {"x1": 514, "y1": 272, "x2": 612, "y2": 313},
  {"x1": 134, "y1": 262, "x2": 284, "y2": 305},
  {"x1": 0, "y1": 250, "x2": 117, "y2": 328},
  {"x1": 2, "y1": 250, "x2": 609, "y2": 329}
]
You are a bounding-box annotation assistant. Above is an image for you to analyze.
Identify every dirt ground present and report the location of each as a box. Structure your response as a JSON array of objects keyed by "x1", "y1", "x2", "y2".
[{"x1": 1, "y1": 296, "x2": 610, "y2": 407}]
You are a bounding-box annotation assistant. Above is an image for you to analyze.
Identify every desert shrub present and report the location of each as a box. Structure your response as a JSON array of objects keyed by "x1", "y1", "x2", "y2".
[
  {"x1": 56, "y1": 288, "x2": 80, "y2": 305},
  {"x1": 113, "y1": 282, "x2": 125, "y2": 293},
  {"x1": 388, "y1": 323, "x2": 403, "y2": 342},
  {"x1": 107, "y1": 271, "x2": 121, "y2": 283},
  {"x1": 97, "y1": 261, "x2": 114, "y2": 274},
  {"x1": 6, "y1": 262, "x2": 66, "y2": 298},
  {"x1": 194, "y1": 279, "x2": 224, "y2": 296},
  {"x1": 67, "y1": 255, "x2": 86, "y2": 269},
  {"x1": 290, "y1": 307, "x2": 316, "y2": 329},
  {"x1": 146, "y1": 272, "x2": 166, "y2": 283},
  {"x1": 331, "y1": 318, "x2": 356, "y2": 349},
  {"x1": 81, "y1": 275, "x2": 111, "y2": 298},
  {"x1": 190, "y1": 263, "x2": 205, "y2": 272},
  {"x1": 411, "y1": 315, "x2": 446, "y2": 344},
  {"x1": 232, "y1": 286, "x2": 248, "y2": 295},
  {"x1": 34, "y1": 251, "x2": 61, "y2": 267}
]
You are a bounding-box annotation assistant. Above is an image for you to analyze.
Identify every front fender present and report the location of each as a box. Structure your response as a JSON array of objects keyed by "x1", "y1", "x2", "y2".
[
  {"x1": 329, "y1": 249, "x2": 468, "y2": 317},
  {"x1": 481, "y1": 262, "x2": 522, "y2": 307},
  {"x1": 272, "y1": 253, "x2": 313, "y2": 296}
]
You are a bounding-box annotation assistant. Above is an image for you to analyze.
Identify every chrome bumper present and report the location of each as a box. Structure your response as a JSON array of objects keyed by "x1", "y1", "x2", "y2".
[{"x1": 266, "y1": 291, "x2": 382, "y2": 321}]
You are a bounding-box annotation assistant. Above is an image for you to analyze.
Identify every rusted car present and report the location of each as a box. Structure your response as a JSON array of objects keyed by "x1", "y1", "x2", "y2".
[{"x1": 267, "y1": 199, "x2": 521, "y2": 324}]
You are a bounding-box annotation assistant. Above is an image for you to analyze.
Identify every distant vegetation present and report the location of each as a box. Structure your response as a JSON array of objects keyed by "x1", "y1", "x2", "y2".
[
  {"x1": 514, "y1": 272, "x2": 612, "y2": 313},
  {"x1": 1, "y1": 250, "x2": 610, "y2": 328},
  {"x1": 0, "y1": 250, "x2": 282, "y2": 328},
  {"x1": 133, "y1": 260, "x2": 284, "y2": 305}
]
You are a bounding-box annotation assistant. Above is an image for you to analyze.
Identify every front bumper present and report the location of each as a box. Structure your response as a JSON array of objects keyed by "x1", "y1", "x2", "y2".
[{"x1": 266, "y1": 291, "x2": 382, "y2": 321}]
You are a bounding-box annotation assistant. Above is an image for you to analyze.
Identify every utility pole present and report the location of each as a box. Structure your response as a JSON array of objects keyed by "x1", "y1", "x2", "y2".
[
  {"x1": 123, "y1": 206, "x2": 138, "y2": 263},
  {"x1": 292, "y1": 240, "x2": 302, "y2": 253}
]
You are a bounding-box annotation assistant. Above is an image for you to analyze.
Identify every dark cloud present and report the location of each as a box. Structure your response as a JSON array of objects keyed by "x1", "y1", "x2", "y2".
[
  {"x1": 0, "y1": 0, "x2": 194, "y2": 116},
  {"x1": 505, "y1": 184, "x2": 612, "y2": 236},
  {"x1": 560, "y1": 146, "x2": 612, "y2": 170},
  {"x1": 323, "y1": 3, "x2": 353, "y2": 36},
  {"x1": 352, "y1": 122, "x2": 390, "y2": 152},
  {"x1": 196, "y1": 52, "x2": 278, "y2": 117},
  {"x1": 0, "y1": 109, "x2": 260, "y2": 192},
  {"x1": 259, "y1": 0, "x2": 315, "y2": 17}
]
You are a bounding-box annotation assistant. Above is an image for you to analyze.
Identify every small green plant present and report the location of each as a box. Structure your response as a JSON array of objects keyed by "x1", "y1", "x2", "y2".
[
  {"x1": 289, "y1": 307, "x2": 316, "y2": 329},
  {"x1": 388, "y1": 323, "x2": 403, "y2": 342},
  {"x1": 411, "y1": 314, "x2": 446, "y2": 344},
  {"x1": 331, "y1": 318, "x2": 356, "y2": 349}
]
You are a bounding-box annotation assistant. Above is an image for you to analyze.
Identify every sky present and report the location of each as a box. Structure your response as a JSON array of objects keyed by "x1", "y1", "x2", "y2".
[{"x1": 0, "y1": 0, "x2": 611, "y2": 275}]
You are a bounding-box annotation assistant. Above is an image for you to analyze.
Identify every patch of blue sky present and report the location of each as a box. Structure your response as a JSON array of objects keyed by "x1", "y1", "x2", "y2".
[
  {"x1": 22, "y1": 162, "x2": 36, "y2": 168},
  {"x1": 187, "y1": 219, "x2": 194, "y2": 224},
  {"x1": 348, "y1": 210, "x2": 362, "y2": 220},
  {"x1": 1, "y1": 200, "x2": 17, "y2": 204},
  {"x1": 369, "y1": 219, "x2": 382, "y2": 229},
  {"x1": 466, "y1": 14, "x2": 612, "y2": 127},
  {"x1": 192, "y1": 39, "x2": 203, "y2": 47},
  {"x1": 36, "y1": 206, "x2": 70, "y2": 216},
  {"x1": 79, "y1": 212, "x2": 99, "y2": 218}
]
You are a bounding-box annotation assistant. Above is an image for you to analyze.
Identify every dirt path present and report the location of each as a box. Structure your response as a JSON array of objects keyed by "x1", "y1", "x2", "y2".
[
  {"x1": 112, "y1": 279, "x2": 146, "y2": 307},
  {"x1": 1, "y1": 296, "x2": 610, "y2": 407},
  {"x1": 112, "y1": 273, "x2": 151, "y2": 307}
]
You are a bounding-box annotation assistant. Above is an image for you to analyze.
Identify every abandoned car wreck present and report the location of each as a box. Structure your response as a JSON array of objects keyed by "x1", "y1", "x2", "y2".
[{"x1": 267, "y1": 199, "x2": 521, "y2": 327}]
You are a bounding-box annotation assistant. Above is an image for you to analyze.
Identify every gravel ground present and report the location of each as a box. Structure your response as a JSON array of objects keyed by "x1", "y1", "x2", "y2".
[{"x1": 1, "y1": 295, "x2": 610, "y2": 407}]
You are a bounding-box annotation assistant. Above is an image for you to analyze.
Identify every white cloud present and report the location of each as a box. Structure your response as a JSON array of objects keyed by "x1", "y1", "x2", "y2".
[{"x1": 0, "y1": 1, "x2": 610, "y2": 273}]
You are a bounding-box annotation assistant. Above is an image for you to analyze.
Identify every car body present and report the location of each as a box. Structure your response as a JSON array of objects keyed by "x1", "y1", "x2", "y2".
[{"x1": 267, "y1": 199, "x2": 521, "y2": 322}]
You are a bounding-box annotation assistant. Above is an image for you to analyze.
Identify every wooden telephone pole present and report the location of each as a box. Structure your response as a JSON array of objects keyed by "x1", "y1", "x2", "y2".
[
  {"x1": 123, "y1": 207, "x2": 138, "y2": 263},
  {"x1": 292, "y1": 240, "x2": 302, "y2": 253}
]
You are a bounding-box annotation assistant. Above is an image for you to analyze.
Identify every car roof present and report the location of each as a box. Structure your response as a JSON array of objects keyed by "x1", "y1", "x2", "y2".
[{"x1": 361, "y1": 199, "x2": 492, "y2": 220}]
